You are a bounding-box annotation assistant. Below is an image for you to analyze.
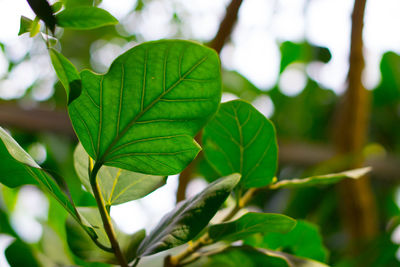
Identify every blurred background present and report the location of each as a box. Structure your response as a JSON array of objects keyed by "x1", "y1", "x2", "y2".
[{"x1": 0, "y1": 0, "x2": 400, "y2": 266}]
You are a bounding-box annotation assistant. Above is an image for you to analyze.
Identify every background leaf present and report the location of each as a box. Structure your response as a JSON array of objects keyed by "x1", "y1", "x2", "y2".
[
  {"x1": 68, "y1": 40, "x2": 221, "y2": 175},
  {"x1": 246, "y1": 220, "x2": 329, "y2": 263},
  {"x1": 203, "y1": 100, "x2": 278, "y2": 188},
  {"x1": 269, "y1": 167, "x2": 371, "y2": 189},
  {"x1": 55, "y1": 7, "x2": 118, "y2": 29},
  {"x1": 66, "y1": 207, "x2": 145, "y2": 264},
  {"x1": 74, "y1": 143, "x2": 166, "y2": 205},
  {"x1": 137, "y1": 173, "x2": 241, "y2": 256},
  {"x1": 188, "y1": 246, "x2": 289, "y2": 267},
  {"x1": 5, "y1": 239, "x2": 41, "y2": 267},
  {"x1": 208, "y1": 212, "x2": 296, "y2": 242}
]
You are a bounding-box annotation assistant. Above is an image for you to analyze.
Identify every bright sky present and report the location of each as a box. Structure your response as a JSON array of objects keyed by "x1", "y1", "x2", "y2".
[{"x1": 0, "y1": 0, "x2": 400, "y2": 265}]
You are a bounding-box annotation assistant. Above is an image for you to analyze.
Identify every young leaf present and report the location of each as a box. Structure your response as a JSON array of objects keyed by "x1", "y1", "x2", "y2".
[
  {"x1": 208, "y1": 212, "x2": 296, "y2": 242},
  {"x1": 137, "y1": 173, "x2": 241, "y2": 256},
  {"x1": 203, "y1": 100, "x2": 278, "y2": 188},
  {"x1": 74, "y1": 143, "x2": 166, "y2": 205},
  {"x1": 66, "y1": 207, "x2": 145, "y2": 264},
  {"x1": 68, "y1": 40, "x2": 221, "y2": 175},
  {"x1": 55, "y1": 7, "x2": 118, "y2": 29},
  {"x1": 5, "y1": 239, "x2": 41, "y2": 267},
  {"x1": 269, "y1": 167, "x2": 371, "y2": 190},
  {"x1": 18, "y1": 16, "x2": 34, "y2": 36},
  {"x1": 246, "y1": 220, "x2": 329, "y2": 263},
  {"x1": 0, "y1": 127, "x2": 80, "y2": 223},
  {"x1": 49, "y1": 48, "x2": 82, "y2": 105}
]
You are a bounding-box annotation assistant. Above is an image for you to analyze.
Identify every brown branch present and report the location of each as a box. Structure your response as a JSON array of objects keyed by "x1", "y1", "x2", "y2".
[
  {"x1": 176, "y1": 0, "x2": 245, "y2": 203},
  {"x1": 333, "y1": 0, "x2": 378, "y2": 251}
]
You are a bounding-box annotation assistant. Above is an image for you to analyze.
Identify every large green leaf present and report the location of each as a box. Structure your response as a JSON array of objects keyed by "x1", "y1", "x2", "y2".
[
  {"x1": 246, "y1": 220, "x2": 329, "y2": 263},
  {"x1": 188, "y1": 246, "x2": 289, "y2": 267},
  {"x1": 203, "y1": 100, "x2": 278, "y2": 188},
  {"x1": 74, "y1": 143, "x2": 166, "y2": 205},
  {"x1": 208, "y1": 212, "x2": 296, "y2": 242},
  {"x1": 0, "y1": 127, "x2": 80, "y2": 223},
  {"x1": 56, "y1": 7, "x2": 118, "y2": 29},
  {"x1": 269, "y1": 167, "x2": 371, "y2": 190},
  {"x1": 49, "y1": 48, "x2": 82, "y2": 105},
  {"x1": 66, "y1": 207, "x2": 145, "y2": 264},
  {"x1": 137, "y1": 173, "x2": 241, "y2": 256},
  {"x1": 67, "y1": 40, "x2": 221, "y2": 175}
]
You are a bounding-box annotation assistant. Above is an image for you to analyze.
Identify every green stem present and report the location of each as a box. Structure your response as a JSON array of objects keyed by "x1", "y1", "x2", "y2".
[{"x1": 90, "y1": 162, "x2": 128, "y2": 267}]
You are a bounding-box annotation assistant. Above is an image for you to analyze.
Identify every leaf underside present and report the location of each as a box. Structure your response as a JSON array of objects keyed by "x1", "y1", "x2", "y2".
[
  {"x1": 137, "y1": 173, "x2": 241, "y2": 256},
  {"x1": 69, "y1": 40, "x2": 221, "y2": 176}
]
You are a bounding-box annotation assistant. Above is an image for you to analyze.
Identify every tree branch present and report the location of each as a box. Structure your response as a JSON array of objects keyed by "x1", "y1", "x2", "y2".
[{"x1": 333, "y1": 0, "x2": 378, "y2": 251}]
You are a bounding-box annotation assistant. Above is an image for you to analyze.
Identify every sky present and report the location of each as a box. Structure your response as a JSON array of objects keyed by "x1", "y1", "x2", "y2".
[{"x1": 0, "y1": 0, "x2": 400, "y2": 265}]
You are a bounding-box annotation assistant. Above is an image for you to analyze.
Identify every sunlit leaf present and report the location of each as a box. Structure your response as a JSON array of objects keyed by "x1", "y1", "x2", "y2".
[
  {"x1": 74, "y1": 143, "x2": 166, "y2": 205},
  {"x1": 66, "y1": 207, "x2": 145, "y2": 264},
  {"x1": 203, "y1": 100, "x2": 278, "y2": 188},
  {"x1": 67, "y1": 40, "x2": 221, "y2": 175},
  {"x1": 52, "y1": 2, "x2": 63, "y2": 13},
  {"x1": 208, "y1": 212, "x2": 296, "y2": 242},
  {"x1": 137, "y1": 173, "x2": 241, "y2": 256},
  {"x1": 56, "y1": 7, "x2": 118, "y2": 29},
  {"x1": 269, "y1": 167, "x2": 371, "y2": 190}
]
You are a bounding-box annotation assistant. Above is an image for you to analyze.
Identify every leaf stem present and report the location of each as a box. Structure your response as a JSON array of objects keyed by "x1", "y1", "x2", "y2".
[{"x1": 90, "y1": 162, "x2": 128, "y2": 267}]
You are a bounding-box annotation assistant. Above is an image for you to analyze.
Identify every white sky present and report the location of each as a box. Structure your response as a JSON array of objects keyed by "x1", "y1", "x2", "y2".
[{"x1": 1, "y1": 0, "x2": 400, "y2": 265}]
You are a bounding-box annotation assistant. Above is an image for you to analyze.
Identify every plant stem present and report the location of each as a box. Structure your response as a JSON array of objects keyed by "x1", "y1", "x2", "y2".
[{"x1": 90, "y1": 162, "x2": 128, "y2": 267}]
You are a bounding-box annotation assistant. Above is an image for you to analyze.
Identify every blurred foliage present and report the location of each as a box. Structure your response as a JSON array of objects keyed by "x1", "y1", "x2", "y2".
[{"x1": 0, "y1": 0, "x2": 399, "y2": 266}]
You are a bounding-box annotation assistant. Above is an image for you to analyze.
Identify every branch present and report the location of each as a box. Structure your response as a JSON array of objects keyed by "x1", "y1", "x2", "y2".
[
  {"x1": 176, "y1": 0, "x2": 245, "y2": 203},
  {"x1": 333, "y1": 0, "x2": 378, "y2": 250}
]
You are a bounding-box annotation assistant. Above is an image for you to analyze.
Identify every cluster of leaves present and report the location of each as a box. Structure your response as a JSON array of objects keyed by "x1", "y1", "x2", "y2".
[{"x1": 2, "y1": 0, "x2": 398, "y2": 266}]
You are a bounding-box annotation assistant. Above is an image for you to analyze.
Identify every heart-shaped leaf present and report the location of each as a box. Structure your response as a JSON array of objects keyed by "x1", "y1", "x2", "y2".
[
  {"x1": 208, "y1": 212, "x2": 296, "y2": 242},
  {"x1": 203, "y1": 100, "x2": 278, "y2": 188},
  {"x1": 269, "y1": 167, "x2": 371, "y2": 190},
  {"x1": 137, "y1": 173, "x2": 241, "y2": 256},
  {"x1": 56, "y1": 7, "x2": 118, "y2": 30},
  {"x1": 74, "y1": 143, "x2": 166, "y2": 205},
  {"x1": 66, "y1": 207, "x2": 145, "y2": 264},
  {"x1": 66, "y1": 40, "x2": 221, "y2": 175}
]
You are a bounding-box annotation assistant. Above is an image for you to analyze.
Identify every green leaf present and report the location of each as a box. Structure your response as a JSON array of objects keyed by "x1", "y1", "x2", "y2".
[
  {"x1": 258, "y1": 248, "x2": 329, "y2": 267},
  {"x1": 188, "y1": 246, "x2": 289, "y2": 267},
  {"x1": 63, "y1": 0, "x2": 94, "y2": 8},
  {"x1": 49, "y1": 48, "x2": 82, "y2": 105},
  {"x1": 18, "y1": 16, "x2": 34, "y2": 36},
  {"x1": 137, "y1": 173, "x2": 241, "y2": 256},
  {"x1": 68, "y1": 40, "x2": 221, "y2": 175},
  {"x1": 29, "y1": 17, "x2": 41, "y2": 37},
  {"x1": 56, "y1": 7, "x2": 118, "y2": 29},
  {"x1": 208, "y1": 212, "x2": 296, "y2": 242},
  {"x1": 269, "y1": 167, "x2": 371, "y2": 190},
  {"x1": 52, "y1": 2, "x2": 63, "y2": 13},
  {"x1": 74, "y1": 143, "x2": 166, "y2": 205},
  {"x1": 222, "y1": 70, "x2": 263, "y2": 102},
  {"x1": 5, "y1": 239, "x2": 41, "y2": 267},
  {"x1": 246, "y1": 220, "x2": 329, "y2": 263},
  {"x1": 0, "y1": 127, "x2": 80, "y2": 222},
  {"x1": 203, "y1": 100, "x2": 278, "y2": 188},
  {"x1": 66, "y1": 207, "x2": 145, "y2": 264}
]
